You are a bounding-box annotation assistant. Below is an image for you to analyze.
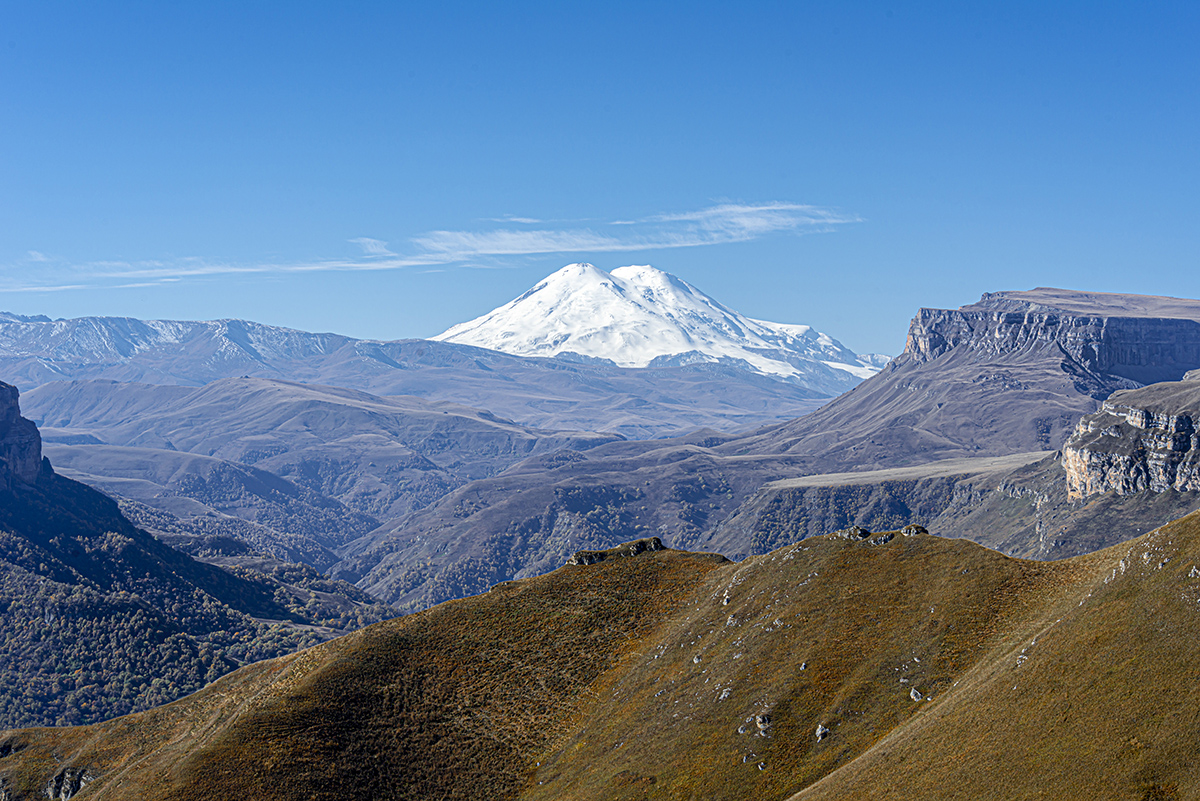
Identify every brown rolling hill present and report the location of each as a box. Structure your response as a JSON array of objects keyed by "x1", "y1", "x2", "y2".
[{"x1": 5, "y1": 512, "x2": 1200, "y2": 799}]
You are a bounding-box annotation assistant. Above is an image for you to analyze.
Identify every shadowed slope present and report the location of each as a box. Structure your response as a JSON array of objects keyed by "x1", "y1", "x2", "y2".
[{"x1": 0, "y1": 544, "x2": 730, "y2": 800}]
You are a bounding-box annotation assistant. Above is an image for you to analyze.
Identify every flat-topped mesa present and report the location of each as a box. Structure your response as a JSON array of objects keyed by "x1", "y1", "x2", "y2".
[
  {"x1": 903, "y1": 289, "x2": 1200, "y2": 392},
  {"x1": 1063, "y1": 378, "x2": 1200, "y2": 497},
  {"x1": 0, "y1": 382, "x2": 43, "y2": 486}
]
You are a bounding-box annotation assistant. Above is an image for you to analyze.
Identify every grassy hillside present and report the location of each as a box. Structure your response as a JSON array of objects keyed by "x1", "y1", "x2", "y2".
[
  {"x1": 0, "y1": 542, "x2": 730, "y2": 800},
  {"x1": 4, "y1": 515, "x2": 1200, "y2": 799}
]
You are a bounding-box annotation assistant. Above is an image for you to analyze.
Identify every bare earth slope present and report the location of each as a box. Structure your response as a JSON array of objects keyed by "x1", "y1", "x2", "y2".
[{"x1": 6, "y1": 516, "x2": 1200, "y2": 799}]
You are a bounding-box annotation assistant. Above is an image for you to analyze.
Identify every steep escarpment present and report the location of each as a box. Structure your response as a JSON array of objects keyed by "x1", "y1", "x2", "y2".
[
  {"x1": 0, "y1": 383, "x2": 44, "y2": 487},
  {"x1": 915, "y1": 287, "x2": 1200, "y2": 388},
  {"x1": 1063, "y1": 377, "x2": 1200, "y2": 497},
  {"x1": 730, "y1": 288, "x2": 1200, "y2": 466}
]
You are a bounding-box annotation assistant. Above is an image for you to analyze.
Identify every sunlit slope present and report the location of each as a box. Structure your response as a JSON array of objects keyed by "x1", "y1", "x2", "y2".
[
  {"x1": 791, "y1": 517, "x2": 1200, "y2": 800},
  {"x1": 6, "y1": 515, "x2": 1200, "y2": 799},
  {"x1": 522, "y1": 527, "x2": 1091, "y2": 799}
]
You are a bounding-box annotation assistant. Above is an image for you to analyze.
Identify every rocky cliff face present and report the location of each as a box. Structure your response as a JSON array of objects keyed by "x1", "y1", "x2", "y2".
[
  {"x1": 1063, "y1": 378, "x2": 1200, "y2": 497},
  {"x1": 0, "y1": 382, "x2": 43, "y2": 485},
  {"x1": 907, "y1": 291, "x2": 1200, "y2": 394},
  {"x1": 727, "y1": 289, "x2": 1200, "y2": 465}
]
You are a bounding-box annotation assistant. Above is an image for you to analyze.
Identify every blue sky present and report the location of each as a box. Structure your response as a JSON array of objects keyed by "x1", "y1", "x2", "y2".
[{"x1": 2, "y1": 1, "x2": 1198, "y2": 355}]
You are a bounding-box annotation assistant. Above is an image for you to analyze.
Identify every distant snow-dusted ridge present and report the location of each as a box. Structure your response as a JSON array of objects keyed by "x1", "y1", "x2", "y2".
[{"x1": 434, "y1": 263, "x2": 886, "y2": 387}]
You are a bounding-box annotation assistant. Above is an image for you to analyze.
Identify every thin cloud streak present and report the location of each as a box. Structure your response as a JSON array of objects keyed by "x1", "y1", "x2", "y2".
[
  {"x1": 349, "y1": 237, "x2": 396, "y2": 257},
  {"x1": 1, "y1": 202, "x2": 857, "y2": 292}
]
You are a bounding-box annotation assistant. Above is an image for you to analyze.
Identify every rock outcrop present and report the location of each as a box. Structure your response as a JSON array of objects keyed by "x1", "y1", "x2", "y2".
[
  {"x1": 566, "y1": 537, "x2": 666, "y2": 566},
  {"x1": 1063, "y1": 378, "x2": 1200, "y2": 497},
  {"x1": 909, "y1": 288, "x2": 1200, "y2": 393},
  {"x1": 0, "y1": 381, "x2": 43, "y2": 486},
  {"x1": 44, "y1": 767, "x2": 94, "y2": 800},
  {"x1": 726, "y1": 288, "x2": 1200, "y2": 469}
]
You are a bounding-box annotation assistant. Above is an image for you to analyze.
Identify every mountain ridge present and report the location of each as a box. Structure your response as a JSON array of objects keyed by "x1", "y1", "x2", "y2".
[
  {"x1": 0, "y1": 313, "x2": 830, "y2": 439},
  {"x1": 336, "y1": 287, "x2": 1200, "y2": 610}
]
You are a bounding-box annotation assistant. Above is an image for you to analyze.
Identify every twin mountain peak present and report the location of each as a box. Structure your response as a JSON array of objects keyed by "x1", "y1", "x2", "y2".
[{"x1": 433, "y1": 262, "x2": 887, "y2": 385}]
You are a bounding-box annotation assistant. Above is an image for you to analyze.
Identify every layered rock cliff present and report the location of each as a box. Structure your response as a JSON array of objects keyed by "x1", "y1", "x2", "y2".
[
  {"x1": 1063, "y1": 378, "x2": 1200, "y2": 497},
  {"x1": 909, "y1": 288, "x2": 1200, "y2": 393},
  {"x1": 0, "y1": 382, "x2": 43, "y2": 486},
  {"x1": 726, "y1": 288, "x2": 1200, "y2": 466}
]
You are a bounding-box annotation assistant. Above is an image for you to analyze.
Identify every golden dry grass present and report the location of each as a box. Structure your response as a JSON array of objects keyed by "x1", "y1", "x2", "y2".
[{"x1": 5, "y1": 515, "x2": 1200, "y2": 800}]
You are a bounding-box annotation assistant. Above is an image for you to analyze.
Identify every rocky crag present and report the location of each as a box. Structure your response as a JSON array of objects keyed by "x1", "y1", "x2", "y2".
[
  {"x1": 0, "y1": 384, "x2": 44, "y2": 487},
  {"x1": 911, "y1": 288, "x2": 1200, "y2": 389},
  {"x1": 1063, "y1": 374, "x2": 1200, "y2": 497}
]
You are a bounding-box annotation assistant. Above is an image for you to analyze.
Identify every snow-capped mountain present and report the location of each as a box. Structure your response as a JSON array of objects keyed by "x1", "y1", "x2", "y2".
[{"x1": 434, "y1": 263, "x2": 887, "y2": 390}]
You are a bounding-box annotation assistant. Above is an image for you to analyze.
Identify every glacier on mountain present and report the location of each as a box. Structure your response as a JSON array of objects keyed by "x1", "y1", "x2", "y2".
[{"x1": 433, "y1": 263, "x2": 885, "y2": 388}]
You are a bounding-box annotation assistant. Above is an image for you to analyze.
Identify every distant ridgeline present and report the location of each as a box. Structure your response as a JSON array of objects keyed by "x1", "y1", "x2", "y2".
[
  {"x1": 0, "y1": 300, "x2": 856, "y2": 439},
  {"x1": 335, "y1": 289, "x2": 1200, "y2": 611}
]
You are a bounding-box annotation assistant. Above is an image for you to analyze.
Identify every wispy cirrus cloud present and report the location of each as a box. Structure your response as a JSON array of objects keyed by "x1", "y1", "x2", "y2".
[
  {"x1": 481, "y1": 215, "x2": 547, "y2": 224},
  {"x1": 414, "y1": 202, "x2": 856, "y2": 260},
  {"x1": 348, "y1": 237, "x2": 396, "y2": 257},
  {"x1": 1, "y1": 201, "x2": 858, "y2": 292}
]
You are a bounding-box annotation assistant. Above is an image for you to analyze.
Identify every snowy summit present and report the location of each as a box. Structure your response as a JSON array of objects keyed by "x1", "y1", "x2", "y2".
[{"x1": 433, "y1": 263, "x2": 887, "y2": 394}]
